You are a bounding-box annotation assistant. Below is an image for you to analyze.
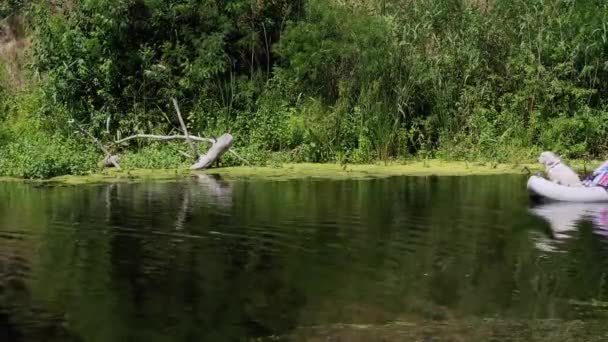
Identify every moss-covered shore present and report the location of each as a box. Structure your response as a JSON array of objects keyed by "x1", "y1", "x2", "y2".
[{"x1": 0, "y1": 160, "x2": 601, "y2": 185}]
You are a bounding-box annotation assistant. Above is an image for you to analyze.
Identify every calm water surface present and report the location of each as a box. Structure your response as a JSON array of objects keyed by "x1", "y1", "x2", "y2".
[{"x1": 2, "y1": 175, "x2": 608, "y2": 341}]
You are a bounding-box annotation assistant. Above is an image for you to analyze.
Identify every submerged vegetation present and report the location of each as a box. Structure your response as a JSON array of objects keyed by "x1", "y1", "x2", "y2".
[{"x1": 1, "y1": 0, "x2": 608, "y2": 178}]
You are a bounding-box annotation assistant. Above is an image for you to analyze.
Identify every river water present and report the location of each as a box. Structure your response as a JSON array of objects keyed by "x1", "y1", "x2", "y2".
[{"x1": 1, "y1": 175, "x2": 608, "y2": 341}]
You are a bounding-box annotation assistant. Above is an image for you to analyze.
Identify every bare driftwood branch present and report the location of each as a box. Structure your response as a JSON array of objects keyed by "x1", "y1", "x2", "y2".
[
  {"x1": 178, "y1": 150, "x2": 193, "y2": 159},
  {"x1": 103, "y1": 154, "x2": 120, "y2": 168},
  {"x1": 71, "y1": 120, "x2": 121, "y2": 169},
  {"x1": 105, "y1": 115, "x2": 111, "y2": 134},
  {"x1": 113, "y1": 134, "x2": 215, "y2": 146},
  {"x1": 172, "y1": 98, "x2": 198, "y2": 159},
  {"x1": 107, "y1": 98, "x2": 243, "y2": 169},
  {"x1": 228, "y1": 150, "x2": 251, "y2": 166},
  {"x1": 191, "y1": 133, "x2": 234, "y2": 170},
  {"x1": 112, "y1": 133, "x2": 235, "y2": 169}
]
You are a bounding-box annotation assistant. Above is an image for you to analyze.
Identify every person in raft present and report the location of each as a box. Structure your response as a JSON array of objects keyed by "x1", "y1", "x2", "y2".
[{"x1": 583, "y1": 161, "x2": 608, "y2": 188}]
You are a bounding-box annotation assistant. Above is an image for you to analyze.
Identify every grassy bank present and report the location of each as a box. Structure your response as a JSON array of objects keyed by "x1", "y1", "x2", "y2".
[
  {"x1": 269, "y1": 318, "x2": 607, "y2": 342},
  {"x1": 3, "y1": 160, "x2": 602, "y2": 185}
]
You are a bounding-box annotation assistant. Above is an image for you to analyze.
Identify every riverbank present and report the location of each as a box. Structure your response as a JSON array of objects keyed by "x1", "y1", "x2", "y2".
[
  {"x1": 203, "y1": 161, "x2": 538, "y2": 179},
  {"x1": 0, "y1": 160, "x2": 601, "y2": 185},
  {"x1": 3, "y1": 0, "x2": 608, "y2": 187},
  {"x1": 0, "y1": 160, "x2": 585, "y2": 185}
]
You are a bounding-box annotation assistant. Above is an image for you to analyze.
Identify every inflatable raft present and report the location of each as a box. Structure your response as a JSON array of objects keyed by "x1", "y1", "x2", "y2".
[{"x1": 527, "y1": 175, "x2": 608, "y2": 202}]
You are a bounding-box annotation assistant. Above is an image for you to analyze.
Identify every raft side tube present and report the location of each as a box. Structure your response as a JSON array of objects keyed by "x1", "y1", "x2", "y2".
[{"x1": 527, "y1": 176, "x2": 608, "y2": 202}]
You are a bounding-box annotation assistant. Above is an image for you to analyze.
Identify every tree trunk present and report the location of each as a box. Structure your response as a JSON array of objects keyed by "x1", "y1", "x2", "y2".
[
  {"x1": 190, "y1": 134, "x2": 234, "y2": 170},
  {"x1": 103, "y1": 154, "x2": 120, "y2": 168}
]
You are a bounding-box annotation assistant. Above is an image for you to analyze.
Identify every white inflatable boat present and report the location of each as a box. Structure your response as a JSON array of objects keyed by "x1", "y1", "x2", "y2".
[{"x1": 527, "y1": 175, "x2": 608, "y2": 202}]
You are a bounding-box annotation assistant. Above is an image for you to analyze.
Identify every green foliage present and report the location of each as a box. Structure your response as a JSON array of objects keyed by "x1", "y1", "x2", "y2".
[
  {"x1": 539, "y1": 107, "x2": 608, "y2": 159},
  {"x1": 30, "y1": 0, "x2": 299, "y2": 136},
  {"x1": 239, "y1": 86, "x2": 295, "y2": 151},
  {"x1": 0, "y1": 63, "x2": 9, "y2": 122},
  {"x1": 276, "y1": 0, "x2": 393, "y2": 101},
  {"x1": 0, "y1": 0, "x2": 26, "y2": 19},
  {"x1": 0, "y1": 89, "x2": 99, "y2": 179},
  {"x1": 220, "y1": 145, "x2": 273, "y2": 167},
  {"x1": 119, "y1": 142, "x2": 190, "y2": 169},
  {"x1": 275, "y1": 0, "x2": 608, "y2": 161},
  {"x1": 2, "y1": 0, "x2": 608, "y2": 178},
  {"x1": 0, "y1": 127, "x2": 98, "y2": 179}
]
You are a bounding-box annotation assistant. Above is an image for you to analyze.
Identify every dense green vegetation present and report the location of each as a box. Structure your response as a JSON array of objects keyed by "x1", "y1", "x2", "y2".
[{"x1": 1, "y1": 0, "x2": 607, "y2": 178}]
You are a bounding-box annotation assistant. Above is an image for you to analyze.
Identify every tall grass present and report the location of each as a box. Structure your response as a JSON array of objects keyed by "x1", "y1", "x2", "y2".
[{"x1": 272, "y1": 0, "x2": 608, "y2": 162}]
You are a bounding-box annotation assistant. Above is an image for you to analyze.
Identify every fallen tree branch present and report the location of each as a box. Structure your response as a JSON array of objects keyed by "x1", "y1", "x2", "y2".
[
  {"x1": 191, "y1": 133, "x2": 234, "y2": 170},
  {"x1": 228, "y1": 150, "x2": 252, "y2": 166},
  {"x1": 105, "y1": 97, "x2": 242, "y2": 169},
  {"x1": 172, "y1": 98, "x2": 198, "y2": 159},
  {"x1": 112, "y1": 133, "x2": 234, "y2": 170},
  {"x1": 112, "y1": 134, "x2": 215, "y2": 146},
  {"x1": 105, "y1": 115, "x2": 111, "y2": 134},
  {"x1": 103, "y1": 155, "x2": 120, "y2": 168},
  {"x1": 177, "y1": 150, "x2": 193, "y2": 159},
  {"x1": 70, "y1": 120, "x2": 121, "y2": 169}
]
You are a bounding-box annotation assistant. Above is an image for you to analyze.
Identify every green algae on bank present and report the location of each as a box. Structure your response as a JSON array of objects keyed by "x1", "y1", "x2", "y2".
[
  {"x1": 199, "y1": 161, "x2": 538, "y2": 179},
  {"x1": 50, "y1": 168, "x2": 192, "y2": 185},
  {"x1": 203, "y1": 159, "x2": 601, "y2": 180},
  {"x1": 1, "y1": 159, "x2": 601, "y2": 184},
  {"x1": 0, "y1": 169, "x2": 192, "y2": 185}
]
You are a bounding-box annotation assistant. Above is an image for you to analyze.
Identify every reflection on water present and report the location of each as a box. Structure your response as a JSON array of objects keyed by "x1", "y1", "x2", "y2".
[
  {"x1": 2, "y1": 175, "x2": 608, "y2": 341},
  {"x1": 195, "y1": 173, "x2": 233, "y2": 209},
  {"x1": 530, "y1": 202, "x2": 608, "y2": 252}
]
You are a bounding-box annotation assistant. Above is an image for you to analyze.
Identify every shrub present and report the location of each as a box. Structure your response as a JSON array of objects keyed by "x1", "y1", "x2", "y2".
[
  {"x1": 0, "y1": 130, "x2": 98, "y2": 179},
  {"x1": 119, "y1": 142, "x2": 191, "y2": 169}
]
